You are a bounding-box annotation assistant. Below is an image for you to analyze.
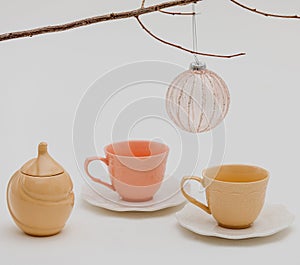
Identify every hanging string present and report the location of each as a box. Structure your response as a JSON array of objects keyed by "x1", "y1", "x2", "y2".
[{"x1": 192, "y1": 4, "x2": 200, "y2": 65}]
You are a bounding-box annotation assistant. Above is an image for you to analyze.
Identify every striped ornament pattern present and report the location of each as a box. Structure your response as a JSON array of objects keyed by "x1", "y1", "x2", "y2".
[{"x1": 166, "y1": 68, "x2": 230, "y2": 133}]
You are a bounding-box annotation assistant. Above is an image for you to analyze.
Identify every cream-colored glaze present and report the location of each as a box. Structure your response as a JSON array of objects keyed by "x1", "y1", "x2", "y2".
[
  {"x1": 7, "y1": 142, "x2": 74, "y2": 237},
  {"x1": 181, "y1": 165, "x2": 269, "y2": 229}
]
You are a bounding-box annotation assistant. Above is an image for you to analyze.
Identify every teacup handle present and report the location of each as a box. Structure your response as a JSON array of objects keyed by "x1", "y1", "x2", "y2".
[
  {"x1": 84, "y1": 156, "x2": 115, "y2": 191},
  {"x1": 181, "y1": 176, "x2": 211, "y2": 214}
]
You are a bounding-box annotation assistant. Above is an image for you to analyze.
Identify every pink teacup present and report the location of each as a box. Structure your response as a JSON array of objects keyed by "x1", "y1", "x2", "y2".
[{"x1": 84, "y1": 140, "x2": 169, "y2": 202}]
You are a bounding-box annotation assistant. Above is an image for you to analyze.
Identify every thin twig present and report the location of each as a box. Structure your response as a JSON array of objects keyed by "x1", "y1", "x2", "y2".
[
  {"x1": 230, "y1": 0, "x2": 300, "y2": 19},
  {"x1": 141, "y1": 0, "x2": 146, "y2": 8},
  {"x1": 159, "y1": 10, "x2": 196, "y2": 16},
  {"x1": 0, "y1": 0, "x2": 201, "y2": 42},
  {"x1": 135, "y1": 16, "x2": 245, "y2": 58}
]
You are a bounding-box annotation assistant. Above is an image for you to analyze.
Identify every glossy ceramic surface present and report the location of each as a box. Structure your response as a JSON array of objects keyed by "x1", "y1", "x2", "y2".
[
  {"x1": 7, "y1": 142, "x2": 74, "y2": 236},
  {"x1": 81, "y1": 176, "x2": 189, "y2": 211},
  {"x1": 176, "y1": 203, "x2": 294, "y2": 239},
  {"x1": 85, "y1": 140, "x2": 169, "y2": 202},
  {"x1": 181, "y1": 164, "x2": 269, "y2": 229}
]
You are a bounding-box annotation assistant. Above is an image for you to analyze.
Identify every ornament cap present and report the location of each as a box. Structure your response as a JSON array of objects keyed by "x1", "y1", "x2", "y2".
[{"x1": 190, "y1": 62, "x2": 206, "y2": 71}]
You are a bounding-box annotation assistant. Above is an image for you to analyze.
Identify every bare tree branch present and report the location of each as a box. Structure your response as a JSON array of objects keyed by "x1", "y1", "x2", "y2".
[
  {"x1": 2, "y1": 0, "x2": 296, "y2": 58},
  {"x1": 230, "y1": 0, "x2": 300, "y2": 19},
  {"x1": 135, "y1": 16, "x2": 245, "y2": 58},
  {"x1": 0, "y1": 0, "x2": 201, "y2": 42},
  {"x1": 159, "y1": 10, "x2": 196, "y2": 16}
]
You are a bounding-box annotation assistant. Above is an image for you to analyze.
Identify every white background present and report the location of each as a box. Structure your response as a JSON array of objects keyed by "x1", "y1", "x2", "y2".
[{"x1": 0, "y1": 0, "x2": 299, "y2": 264}]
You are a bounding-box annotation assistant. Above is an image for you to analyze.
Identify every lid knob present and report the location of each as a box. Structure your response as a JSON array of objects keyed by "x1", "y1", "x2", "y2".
[
  {"x1": 20, "y1": 142, "x2": 64, "y2": 177},
  {"x1": 38, "y1": 142, "x2": 48, "y2": 155}
]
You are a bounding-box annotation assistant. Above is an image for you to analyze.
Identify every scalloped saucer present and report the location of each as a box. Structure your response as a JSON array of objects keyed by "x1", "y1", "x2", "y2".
[
  {"x1": 81, "y1": 177, "x2": 189, "y2": 212},
  {"x1": 176, "y1": 203, "x2": 295, "y2": 240}
]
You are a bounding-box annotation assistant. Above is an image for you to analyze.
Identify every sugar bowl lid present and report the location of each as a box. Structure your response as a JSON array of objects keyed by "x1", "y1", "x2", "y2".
[{"x1": 21, "y1": 142, "x2": 64, "y2": 177}]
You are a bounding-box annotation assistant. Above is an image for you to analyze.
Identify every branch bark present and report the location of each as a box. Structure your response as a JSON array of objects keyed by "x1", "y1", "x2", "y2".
[
  {"x1": 159, "y1": 10, "x2": 196, "y2": 16},
  {"x1": 135, "y1": 16, "x2": 245, "y2": 58},
  {"x1": 230, "y1": 0, "x2": 300, "y2": 19},
  {"x1": 1, "y1": 0, "x2": 296, "y2": 59},
  {"x1": 0, "y1": 0, "x2": 200, "y2": 42},
  {"x1": 141, "y1": 0, "x2": 146, "y2": 8}
]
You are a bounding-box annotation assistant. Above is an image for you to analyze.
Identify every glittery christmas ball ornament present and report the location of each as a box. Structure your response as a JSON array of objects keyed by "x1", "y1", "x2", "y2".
[{"x1": 166, "y1": 62, "x2": 230, "y2": 133}]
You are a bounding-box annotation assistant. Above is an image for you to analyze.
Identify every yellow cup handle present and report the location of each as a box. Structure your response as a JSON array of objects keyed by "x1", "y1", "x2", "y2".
[{"x1": 181, "y1": 176, "x2": 211, "y2": 214}]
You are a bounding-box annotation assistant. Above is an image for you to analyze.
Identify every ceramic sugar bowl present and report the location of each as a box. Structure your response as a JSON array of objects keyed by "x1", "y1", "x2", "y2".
[{"x1": 7, "y1": 142, "x2": 74, "y2": 236}]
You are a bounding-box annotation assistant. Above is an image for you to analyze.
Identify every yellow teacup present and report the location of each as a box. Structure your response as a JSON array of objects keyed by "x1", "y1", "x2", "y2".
[{"x1": 181, "y1": 165, "x2": 269, "y2": 229}]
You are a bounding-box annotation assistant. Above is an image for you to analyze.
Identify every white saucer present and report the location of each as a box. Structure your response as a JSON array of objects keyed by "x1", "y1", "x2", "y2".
[
  {"x1": 81, "y1": 177, "x2": 189, "y2": 212},
  {"x1": 176, "y1": 203, "x2": 295, "y2": 240}
]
